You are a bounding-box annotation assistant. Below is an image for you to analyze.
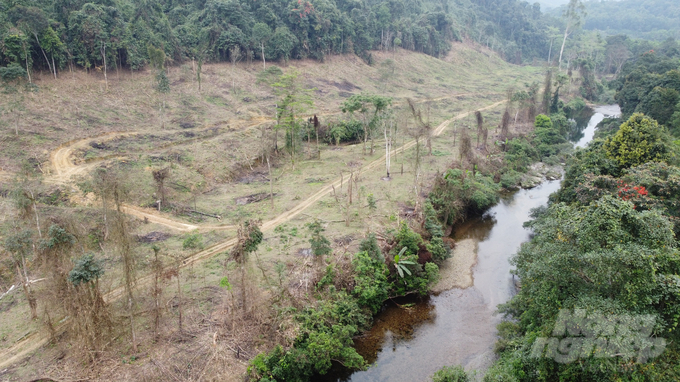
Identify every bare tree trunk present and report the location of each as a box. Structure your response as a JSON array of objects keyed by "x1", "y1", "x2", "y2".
[
  {"x1": 17, "y1": 263, "x2": 37, "y2": 319},
  {"x1": 33, "y1": 33, "x2": 54, "y2": 79},
  {"x1": 267, "y1": 155, "x2": 274, "y2": 209},
  {"x1": 414, "y1": 136, "x2": 421, "y2": 197},
  {"x1": 316, "y1": 126, "x2": 320, "y2": 160},
  {"x1": 558, "y1": 27, "x2": 570, "y2": 71},
  {"x1": 176, "y1": 266, "x2": 182, "y2": 333},
  {"x1": 29, "y1": 191, "x2": 41, "y2": 238},
  {"x1": 261, "y1": 43, "x2": 266, "y2": 70},
  {"x1": 24, "y1": 47, "x2": 31, "y2": 84},
  {"x1": 240, "y1": 265, "x2": 247, "y2": 314},
  {"x1": 101, "y1": 43, "x2": 108, "y2": 91},
  {"x1": 128, "y1": 296, "x2": 137, "y2": 351},
  {"x1": 384, "y1": 123, "x2": 391, "y2": 178}
]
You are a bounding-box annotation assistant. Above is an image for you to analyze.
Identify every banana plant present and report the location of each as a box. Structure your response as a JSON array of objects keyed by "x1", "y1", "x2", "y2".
[{"x1": 394, "y1": 247, "x2": 416, "y2": 278}]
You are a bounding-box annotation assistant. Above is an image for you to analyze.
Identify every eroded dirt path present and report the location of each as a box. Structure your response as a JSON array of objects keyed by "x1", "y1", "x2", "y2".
[
  {"x1": 0, "y1": 99, "x2": 506, "y2": 370},
  {"x1": 50, "y1": 132, "x2": 139, "y2": 183}
]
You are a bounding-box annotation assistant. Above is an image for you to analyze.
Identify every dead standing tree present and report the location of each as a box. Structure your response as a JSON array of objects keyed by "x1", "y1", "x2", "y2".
[
  {"x1": 67, "y1": 253, "x2": 112, "y2": 361},
  {"x1": 150, "y1": 245, "x2": 164, "y2": 341},
  {"x1": 152, "y1": 167, "x2": 170, "y2": 211},
  {"x1": 4, "y1": 231, "x2": 38, "y2": 319},
  {"x1": 107, "y1": 173, "x2": 139, "y2": 353},
  {"x1": 500, "y1": 110, "x2": 511, "y2": 150},
  {"x1": 406, "y1": 99, "x2": 430, "y2": 203},
  {"x1": 308, "y1": 115, "x2": 321, "y2": 160},
  {"x1": 475, "y1": 111, "x2": 483, "y2": 146},
  {"x1": 407, "y1": 98, "x2": 433, "y2": 156},
  {"x1": 38, "y1": 224, "x2": 77, "y2": 340},
  {"x1": 230, "y1": 220, "x2": 263, "y2": 315},
  {"x1": 459, "y1": 128, "x2": 473, "y2": 165}
]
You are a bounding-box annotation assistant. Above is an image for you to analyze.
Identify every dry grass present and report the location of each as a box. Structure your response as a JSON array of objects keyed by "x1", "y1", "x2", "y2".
[{"x1": 0, "y1": 43, "x2": 544, "y2": 381}]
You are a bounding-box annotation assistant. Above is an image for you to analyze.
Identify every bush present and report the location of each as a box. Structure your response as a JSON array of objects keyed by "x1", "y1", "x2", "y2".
[
  {"x1": 593, "y1": 117, "x2": 623, "y2": 140},
  {"x1": 430, "y1": 169, "x2": 501, "y2": 226},
  {"x1": 427, "y1": 236, "x2": 451, "y2": 264},
  {"x1": 562, "y1": 97, "x2": 587, "y2": 115},
  {"x1": 505, "y1": 138, "x2": 537, "y2": 171},
  {"x1": 431, "y1": 365, "x2": 471, "y2": 382},
  {"x1": 68, "y1": 253, "x2": 104, "y2": 286},
  {"x1": 182, "y1": 232, "x2": 204, "y2": 250},
  {"x1": 249, "y1": 291, "x2": 368, "y2": 381},
  {"x1": 394, "y1": 222, "x2": 423, "y2": 257},
  {"x1": 500, "y1": 169, "x2": 523, "y2": 189},
  {"x1": 352, "y1": 251, "x2": 389, "y2": 314},
  {"x1": 532, "y1": 114, "x2": 568, "y2": 158},
  {"x1": 359, "y1": 234, "x2": 382, "y2": 262},
  {"x1": 255, "y1": 66, "x2": 283, "y2": 85},
  {"x1": 423, "y1": 201, "x2": 445, "y2": 238},
  {"x1": 604, "y1": 113, "x2": 674, "y2": 168},
  {"x1": 325, "y1": 119, "x2": 364, "y2": 145}
]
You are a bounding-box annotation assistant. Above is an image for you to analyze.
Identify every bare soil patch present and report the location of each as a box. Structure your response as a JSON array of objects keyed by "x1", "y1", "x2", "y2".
[
  {"x1": 235, "y1": 192, "x2": 273, "y2": 205},
  {"x1": 136, "y1": 231, "x2": 172, "y2": 243}
]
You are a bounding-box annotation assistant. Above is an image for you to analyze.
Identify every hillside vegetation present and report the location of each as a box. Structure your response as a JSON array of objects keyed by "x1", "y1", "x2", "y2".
[
  {"x1": 0, "y1": 0, "x2": 552, "y2": 75},
  {"x1": 549, "y1": 0, "x2": 680, "y2": 41},
  {"x1": 0, "y1": 44, "x2": 545, "y2": 381}
]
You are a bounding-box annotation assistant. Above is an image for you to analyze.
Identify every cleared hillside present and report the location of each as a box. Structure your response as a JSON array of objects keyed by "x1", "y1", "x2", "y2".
[{"x1": 0, "y1": 43, "x2": 544, "y2": 381}]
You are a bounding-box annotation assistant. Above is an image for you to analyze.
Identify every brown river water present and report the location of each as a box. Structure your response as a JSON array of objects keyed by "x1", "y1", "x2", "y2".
[{"x1": 324, "y1": 106, "x2": 621, "y2": 382}]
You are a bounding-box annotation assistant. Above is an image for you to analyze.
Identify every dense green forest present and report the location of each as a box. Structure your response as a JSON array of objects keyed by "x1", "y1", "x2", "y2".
[
  {"x1": 482, "y1": 45, "x2": 680, "y2": 382},
  {"x1": 0, "y1": 0, "x2": 554, "y2": 74},
  {"x1": 552, "y1": 0, "x2": 680, "y2": 41},
  {"x1": 610, "y1": 41, "x2": 680, "y2": 132}
]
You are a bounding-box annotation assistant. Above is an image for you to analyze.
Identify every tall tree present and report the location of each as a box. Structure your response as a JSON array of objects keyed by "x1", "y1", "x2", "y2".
[
  {"x1": 252, "y1": 23, "x2": 272, "y2": 70},
  {"x1": 342, "y1": 94, "x2": 392, "y2": 155},
  {"x1": 147, "y1": 44, "x2": 169, "y2": 128},
  {"x1": 558, "y1": 0, "x2": 587, "y2": 71},
  {"x1": 272, "y1": 71, "x2": 314, "y2": 168}
]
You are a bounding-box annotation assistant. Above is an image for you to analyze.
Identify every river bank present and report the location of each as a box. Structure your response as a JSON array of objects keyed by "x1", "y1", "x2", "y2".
[{"x1": 327, "y1": 105, "x2": 621, "y2": 382}]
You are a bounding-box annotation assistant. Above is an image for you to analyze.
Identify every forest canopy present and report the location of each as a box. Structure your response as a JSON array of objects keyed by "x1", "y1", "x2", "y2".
[
  {"x1": 551, "y1": 0, "x2": 680, "y2": 41},
  {"x1": 0, "y1": 0, "x2": 553, "y2": 73}
]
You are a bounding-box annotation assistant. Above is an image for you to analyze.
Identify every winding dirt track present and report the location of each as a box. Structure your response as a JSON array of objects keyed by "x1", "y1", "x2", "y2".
[{"x1": 0, "y1": 98, "x2": 506, "y2": 370}]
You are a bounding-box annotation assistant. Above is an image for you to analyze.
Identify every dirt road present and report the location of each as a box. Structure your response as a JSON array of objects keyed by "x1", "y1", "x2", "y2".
[{"x1": 0, "y1": 99, "x2": 506, "y2": 370}]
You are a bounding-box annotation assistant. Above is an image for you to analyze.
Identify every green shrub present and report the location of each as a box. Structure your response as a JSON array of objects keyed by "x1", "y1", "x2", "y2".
[
  {"x1": 532, "y1": 114, "x2": 568, "y2": 158},
  {"x1": 500, "y1": 169, "x2": 523, "y2": 189},
  {"x1": 359, "y1": 234, "x2": 382, "y2": 262},
  {"x1": 394, "y1": 222, "x2": 423, "y2": 257},
  {"x1": 604, "y1": 113, "x2": 674, "y2": 168},
  {"x1": 182, "y1": 232, "x2": 204, "y2": 250},
  {"x1": 325, "y1": 119, "x2": 365, "y2": 144},
  {"x1": 562, "y1": 97, "x2": 587, "y2": 115},
  {"x1": 249, "y1": 291, "x2": 369, "y2": 381},
  {"x1": 307, "y1": 220, "x2": 332, "y2": 257},
  {"x1": 68, "y1": 253, "x2": 104, "y2": 286},
  {"x1": 431, "y1": 365, "x2": 471, "y2": 382},
  {"x1": 352, "y1": 251, "x2": 389, "y2": 314},
  {"x1": 505, "y1": 138, "x2": 537, "y2": 171},
  {"x1": 427, "y1": 236, "x2": 451, "y2": 263},
  {"x1": 430, "y1": 169, "x2": 501, "y2": 226},
  {"x1": 423, "y1": 200, "x2": 445, "y2": 238},
  {"x1": 256, "y1": 66, "x2": 283, "y2": 85}
]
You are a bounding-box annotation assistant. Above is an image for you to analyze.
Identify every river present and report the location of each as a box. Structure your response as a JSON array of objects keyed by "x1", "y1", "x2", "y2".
[{"x1": 326, "y1": 105, "x2": 621, "y2": 382}]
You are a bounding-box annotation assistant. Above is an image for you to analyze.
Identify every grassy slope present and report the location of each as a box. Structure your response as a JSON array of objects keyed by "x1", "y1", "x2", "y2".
[{"x1": 0, "y1": 42, "x2": 543, "y2": 381}]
